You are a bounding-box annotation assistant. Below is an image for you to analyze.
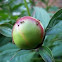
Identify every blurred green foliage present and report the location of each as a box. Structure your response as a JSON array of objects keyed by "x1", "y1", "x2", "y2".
[{"x1": 0, "y1": 0, "x2": 62, "y2": 62}]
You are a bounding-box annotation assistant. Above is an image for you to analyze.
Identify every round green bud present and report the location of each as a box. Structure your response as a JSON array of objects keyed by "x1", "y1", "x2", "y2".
[{"x1": 12, "y1": 16, "x2": 44, "y2": 49}]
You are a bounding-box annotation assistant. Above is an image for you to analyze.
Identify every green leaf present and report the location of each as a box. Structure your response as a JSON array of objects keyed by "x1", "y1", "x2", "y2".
[
  {"x1": 32, "y1": 57, "x2": 44, "y2": 62},
  {"x1": 0, "y1": 20, "x2": 11, "y2": 25},
  {"x1": 49, "y1": 6, "x2": 58, "y2": 12},
  {"x1": 0, "y1": 36, "x2": 11, "y2": 46},
  {"x1": 39, "y1": 46, "x2": 55, "y2": 62},
  {"x1": 0, "y1": 43, "x2": 18, "y2": 52},
  {"x1": 0, "y1": 43, "x2": 42, "y2": 62},
  {"x1": 49, "y1": 13, "x2": 54, "y2": 17},
  {"x1": 52, "y1": 45, "x2": 62, "y2": 57},
  {"x1": 0, "y1": 43, "x2": 36, "y2": 62},
  {"x1": 0, "y1": 10, "x2": 11, "y2": 25},
  {"x1": 12, "y1": 3, "x2": 24, "y2": 11},
  {"x1": 14, "y1": 51, "x2": 36, "y2": 62},
  {"x1": 47, "y1": 9, "x2": 62, "y2": 28},
  {"x1": 0, "y1": 51, "x2": 35, "y2": 62},
  {"x1": 33, "y1": 7, "x2": 50, "y2": 29},
  {"x1": 46, "y1": 21, "x2": 62, "y2": 35},
  {"x1": 0, "y1": 11, "x2": 9, "y2": 20},
  {"x1": 0, "y1": 0, "x2": 2, "y2": 2},
  {"x1": 43, "y1": 33, "x2": 62, "y2": 47},
  {"x1": 55, "y1": 59, "x2": 62, "y2": 62},
  {"x1": 0, "y1": 24, "x2": 12, "y2": 37}
]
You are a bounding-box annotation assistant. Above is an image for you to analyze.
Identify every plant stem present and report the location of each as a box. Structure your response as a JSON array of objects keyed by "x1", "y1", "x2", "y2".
[{"x1": 24, "y1": 0, "x2": 31, "y2": 16}]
